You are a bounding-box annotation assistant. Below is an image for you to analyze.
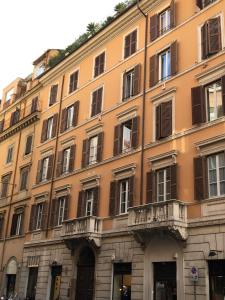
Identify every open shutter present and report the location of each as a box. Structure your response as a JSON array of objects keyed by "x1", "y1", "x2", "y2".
[
  {"x1": 109, "y1": 181, "x2": 117, "y2": 216},
  {"x1": 41, "y1": 202, "x2": 48, "y2": 230},
  {"x1": 82, "y1": 139, "x2": 89, "y2": 168},
  {"x1": 97, "y1": 132, "x2": 104, "y2": 162},
  {"x1": 128, "y1": 176, "x2": 134, "y2": 208},
  {"x1": 170, "y1": 0, "x2": 176, "y2": 29},
  {"x1": 222, "y1": 76, "x2": 225, "y2": 115},
  {"x1": 131, "y1": 30, "x2": 137, "y2": 54},
  {"x1": 100, "y1": 53, "x2": 105, "y2": 74},
  {"x1": 60, "y1": 108, "x2": 67, "y2": 133},
  {"x1": 36, "y1": 160, "x2": 42, "y2": 184},
  {"x1": 156, "y1": 105, "x2": 161, "y2": 140},
  {"x1": 124, "y1": 34, "x2": 130, "y2": 58},
  {"x1": 93, "y1": 187, "x2": 99, "y2": 216},
  {"x1": 63, "y1": 196, "x2": 69, "y2": 221},
  {"x1": 41, "y1": 120, "x2": 47, "y2": 143},
  {"x1": 196, "y1": 0, "x2": 203, "y2": 9},
  {"x1": 208, "y1": 17, "x2": 222, "y2": 55},
  {"x1": 10, "y1": 214, "x2": 17, "y2": 236},
  {"x1": 146, "y1": 171, "x2": 155, "y2": 203},
  {"x1": 47, "y1": 155, "x2": 54, "y2": 180},
  {"x1": 170, "y1": 164, "x2": 177, "y2": 200},
  {"x1": 161, "y1": 101, "x2": 172, "y2": 138},
  {"x1": 150, "y1": 55, "x2": 158, "y2": 87},
  {"x1": 133, "y1": 64, "x2": 141, "y2": 96},
  {"x1": 73, "y1": 101, "x2": 80, "y2": 127},
  {"x1": 69, "y1": 145, "x2": 76, "y2": 172},
  {"x1": 49, "y1": 85, "x2": 58, "y2": 106},
  {"x1": 150, "y1": 14, "x2": 159, "y2": 42},
  {"x1": 170, "y1": 41, "x2": 177, "y2": 76},
  {"x1": 122, "y1": 71, "x2": 127, "y2": 100},
  {"x1": 50, "y1": 199, "x2": 57, "y2": 227},
  {"x1": 91, "y1": 91, "x2": 97, "y2": 117},
  {"x1": 113, "y1": 125, "x2": 122, "y2": 156},
  {"x1": 194, "y1": 157, "x2": 207, "y2": 200},
  {"x1": 191, "y1": 86, "x2": 206, "y2": 125},
  {"x1": 96, "y1": 88, "x2": 103, "y2": 115},
  {"x1": 52, "y1": 113, "x2": 58, "y2": 138},
  {"x1": 29, "y1": 205, "x2": 37, "y2": 231},
  {"x1": 201, "y1": 22, "x2": 208, "y2": 59},
  {"x1": 25, "y1": 135, "x2": 33, "y2": 155},
  {"x1": 131, "y1": 116, "x2": 139, "y2": 149},
  {"x1": 77, "y1": 191, "x2": 85, "y2": 218},
  {"x1": 56, "y1": 151, "x2": 63, "y2": 177}
]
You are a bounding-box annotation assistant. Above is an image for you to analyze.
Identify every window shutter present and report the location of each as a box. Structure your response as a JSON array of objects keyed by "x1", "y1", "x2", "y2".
[
  {"x1": 31, "y1": 97, "x2": 38, "y2": 113},
  {"x1": 100, "y1": 53, "x2": 105, "y2": 74},
  {"x1": 69, "y1": 145, "x2": 76, "y2": 172},
  {"x1": 170, "y1": 0, "x2": 176, "y2": 29},
  {"x1": 122, "y1": 71, "x2": 127, "y2": 100},
  {"x1": 41, "y1": 202, "x2": 48, "y2": 230},
  {"x1": 113, "y1": 125, "x2": 122, "y2": 156},
  {"x1": 0, "y1": 216, "x2": 4, "y2": 238},
  {"x1": 109, "y1": 181, "x2": 117, "y2": 216},
  {"x1": 49, "y1": 85, "x2": 58, "y2": 106},
  {"x1": 93, "y1": 187, "x2": 99, "y2": 216},
  {"x1": 222, "y1": 76, "x2": 225, "y2": 115},
  {"x1": 96, "y1": 88, "x2": 103, "y2": 115},
  {"x1": 191, "y1": 86, "x2": 206, "y2": 125},
  {"x1": 124, "y1": 34, "x2": 131, "y2": 58},
  {"x1": 96, "y1": 132, "x2": 104, "y2": 163},
  {"x1": 156, "y1": 105, "x2": 161, "y2": 140},
  {"x1": 94, "y1": 55, "x2": 100, "y2": 77},
  {"x1": 56, "y1": 151, "x2": 63, "y2": 177},
  {"x1": 201, "y1": 22, "x2": 208, "y2": 59},
  {"x1": 47, "y1": 155, "x2": 54, "y2": 180},
  {"x1": 208, "y1": 17, "x2": 222, "y2": 55},
  {"x1": 131, "y1": 116, "x2": 139, "y2": 149},
  {"x1": 0, "y1": 119, "x2": 4, "y2": 133},
  {"x1": 36, "y1": 160, "x2": 42, "y2": 184},
  {"x1": 10, "y1": 214, "x2": 17, "y2": 236},
  {"x1": 25, "y1": 135, "x2": 33, "y2": 155},
  {"x1": 131, "y1": 30, "x2": 137, "y2": 55},
  {"x1": 170, "y1": 41, "x2": 178, "y2": 76},
  {"x1": 29, "y1": 205, "x2": 37, "y2": 231},
  {"x1": 150, "y1": 55, "x2": 158, "y2": 87},
  {"x1": 50, "y1": 199, "x2": 57, "y2": 227},
  {"x1": 91, "y1": 91, "x2": 97, "y2": 117},
  {"x1": 77, "y1": 191, "x2": 85, "y2": 218},
  {"x1": 51, "y1": 113, "x2": 58, "y2": 138},
  {"x1": 73, "y1": 101, "x2": 80, "y2": 127},
  {"x1": 63, "y1": 196, "x2": 69, "y2": 221},
  {"x1": 194, "y1": 157, "x2": 207, "y2": 200},
  {"x1": 196, "y1": 0, "x2": 203, "y2": 9},
  {"x1": 82, "y1": 139, "x2": 89, "y2": 168},
  {"x1": 60, "y1": 108, "x2": 67, "y2": 133},
  {"x1": 170, "y1": 164, "x2": 177, "y2": 200},
  {"x1": 128, "y1": 176, "x2": 134, "y2": 208},
  {"x1": 146, "y1": 171, "x2": 155, "y2": 203},
  {"x1": 150, "y1": 14, "x2": 159, "y2": 42},
  {"x1": 161, "y1": 101, "x2": 172, "y2": 138},
  {"x1": 19, "y1": 212, "x2": 24, "y2": 235},
  {"x1": 133, "y1": 64, "x2": 141, "y2": 96},
  {"x1": 41, "y1": 120, "x2": 47, "y2": 143}
]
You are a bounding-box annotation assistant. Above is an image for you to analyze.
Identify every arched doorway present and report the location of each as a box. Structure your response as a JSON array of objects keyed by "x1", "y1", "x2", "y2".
[{"x1": 75, "y1": 247, "x2": 95, "y2": 300}]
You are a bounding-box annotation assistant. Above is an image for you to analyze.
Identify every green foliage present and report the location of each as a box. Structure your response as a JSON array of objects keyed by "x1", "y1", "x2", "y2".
[{"x1": 114, "y1": 2, "x2": 127, "y2": 14}]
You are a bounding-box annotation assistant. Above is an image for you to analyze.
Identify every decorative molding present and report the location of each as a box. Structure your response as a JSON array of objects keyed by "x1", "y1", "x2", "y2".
[
  {"x1": 195, "y1": 134, "x2": 225, "y2": 156},
  {"x1": 148, "y1": 150, "x2": 178, "y2": 170},
  {"x1": 117, "y1": 106, "x2": 138, "y2": 123},
  {"x1": 151, "y1": 87, "x2": 177, "y2": 102},
  {"x1": 196, "y1": 61, "x2": 225, "y2": 85},
  {"x1": 86, "y1": 123, "x2": 103, "y2": 137},
  {"x1": 80, "y1": 175, "x2": 101, "y2": 190},
  {"x1": 113, "y1": 163, "x2": 136, "y2": 180},
  {"x1": 60, "y1": 136, "x2": 76, "y2": 147}
]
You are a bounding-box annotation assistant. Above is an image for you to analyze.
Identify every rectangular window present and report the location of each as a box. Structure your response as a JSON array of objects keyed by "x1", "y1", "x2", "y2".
[
  {"x1": 91, "y1": 87, "x2": 103, "y2": 117},
  {"x1": 206, "y1": 80, "x2": 223, "y2": 121},
  {"x1": 35, "y1": 203, "x2": 44, "y2": 230},
  {"x1": 123, "y1": 69, "x2": 135, "y2": 100},
  {"x1": 41, "y1": 114, "x2": 58, "y2": 143},
  {"x1": 57, "y1": 197, "x2": 66, "y2": 226},
  {"x1": 155, "y1": 100, "x2": 172, "y2": 140},
  {"x1": 119, "y1": 179, "x2": 129, "y2": 214},
  {"x1": 69, "y1": 70, "x2": 79, "y2": 94},
  {"x1": 49, "y1": 84, "x2": 58, "y2": 106},
  {"x1": 20, "y1": 167, "x2": 29, "y2": 191},
  {"x1": 208, "y1": 153, "x2": 225, "y2": 198},
  {"x1": 1, "y1": 174, "x2": 11, "y2": 198},
  {"x1": 31, "y1": 97, "x2": 38, "y2": 113},
  {"x1": 25, "y1": 135, "x2": 33, "y2": 155},
  {"x1": 10, "y1": 109, "x2": 20, "y2": 126},
  {"x1": 112, "y1": 263, "x2": 131, "y2": 300},
  {"x1": 197, "y1": 0, "x2": 216, "y2": 10},
  {"x1": 11, "y1": 211, "x2": 23, "y2": 236},
  {"x1": 89, "y1": 136, "x2": 98, "y2": 165},
  {"x1": 82, "y1": 133, "x2": 104, "y2": 168},
  {"x1": 62, "y1": 148, "x2": 71, "y2": 174},
  {"x1": 94, "y1": 52, "x2": 105, "y2": 77},
  {"x1": 122, "y1": 120, "x2": 132, "y2": 152},
  {"x1": 66, "y1": 105, "x2": 74, "y2": 129},
  {"x1": 5, "y1": 88, "x2": 14, "y2": 102},
  {"x1": 159, "y1": 8, "x2": 171, "y2": 34},
  {"x1": 6, "y1": 146, "x2": 13, "y2": 164},
  {"x1": 41, "y1": 157, "x2": 49, "y2": 182},
  {"x1": 85, "y1": 189, "x2": 94, "y2": 216},
  {"x1": 46, "y1": 117, "x2": 54, "y2": 140},
  {"x1": 124, "y1": 30, "x2": 137, "y2": 59},
  {"x1": 159, "y1": 48, "x2": 171, "y2": 81},
  {"x1": 156, "y1": 168, "x2": 170, "y2": 202}
]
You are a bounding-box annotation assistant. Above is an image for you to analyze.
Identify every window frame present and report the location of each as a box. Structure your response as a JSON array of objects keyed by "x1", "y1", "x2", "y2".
[
  {"x1": 20, "y1": 166, "x2": 29, "y2": 191},
  {"x1": 6, "y1": 145, "x2": 14, "y2": 164},
  {"x1": 40, "y1": 157, "x2": 49, "y2": 182},
  {"x1": 205, "y1": 79, "x2": 223, "y2": 122},
  {"x1": 158, "y1": 48, "x2": 171, "y2": 82},
  {"x1": 62, "y1": 147, "x2": 71, "y2": 174},
  {"x1": 85, "y1": 189, "x2": 94, "y2": 217},
  {"x1": 68, "y1": 69, "x2": 79, "y2": 95},
  {"x1": 93, "y1": 51, "x2": 106, "y2": 78},
  {"x1": 119, "y1": 178, "x2": 129, "y2": 214},
  {"x1": 159, "y1": 7, "x2": 171, "y2": 35},
  {"x1": 46, "y1": 117, "x2": 54, "y2": 140},
  {"x1": 156, "y1": 168, "x2": 171, "y2": 202},
  {"x1": 123, "y1": 28, "x2": 138, "y2": 59},
  {"x1": 207, "y1": 152, "x2": 225, "y2": 198},
  {"x1": 57, "y1": 197, "x2": 66, "y2": 226},
  {"x1": 24, "y1": 134, "x2": 33, "y2": 156}
]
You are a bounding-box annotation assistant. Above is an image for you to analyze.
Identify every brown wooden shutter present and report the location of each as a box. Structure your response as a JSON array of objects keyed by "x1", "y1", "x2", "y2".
[
  {"x1": 133, "y1": 64, "x2": 141, "y2": 96},
  {"x1": 91, "y1": 91, "x2": 97, "y2": 117},
  {"x1": 97, "y1": 132, "x2": 104, "y2": 162},
  {"x1": 194, "y1": 157, "x2": 207, "y2": 200},
  {"x1": 0, "y1": 216, "x2": 4, "y2": 238},
  {"x1": 96, "y1": 87, "x2": 103, "y2": 115},
  {"x1": 201, "y1": 22, "x2": 208, "y2": 59},
  {"x1": 131, "y1": 117, "x2": 139, "y2": 149},
  {"x1": 25, "y1": 135, "x2": 33, "y2": 155},
  {"x1": 52, "y1": 113, "x2": 58, "y2": 138},
  {"x1": 41, "y1": 202, "x2": 48, "y2": 230},
  {"x1": 69, "y1": 145, "x2": 76, "y2": 172},
  {"x1": 113, "y1": 125, "x2": 122, "y2": 156},
  {"x1": 10, "y1": 214, "x2": 17, "y2": 236},
  {"x1": 191, "y1": 86, "x2": 206, "y2": 125},
  {"x1": 208, "y1": 17, "x2": 222, "y2": 55},
  {"x1": 36, "y1": 160, "x2": 42, "y2": 184},
  {"x1": 150, "y1": 14, "x2": 159, "y2": 42},
  {"x1": 19, "y1": 211, "x2": 24, "y2": 235},
  {"x1": 222, "y1": 76, "x2": 225, "y2": 115},
  {"x1": 161, "y1": 101, "x2": 172, "y2": 138},
  {"x1": 41, "y1": 120, "x2": 47, "y2": 143},
  {"x1": 63, "y1": 196, "x2": 69, "y2": 221},
  {"x1": 146, "y1": 171, "x2": 155, "y2": 203},
  {"x1": 131, "y1": 30, "x2": 137, "y2": 55},
  {"x1": 170, "y1": 164, "x2": 177, "y2": 200},
  {"x1": 156, "y1": 105, "x2": 161, "y2": 140},
  {"x1": 56, "y1": 151, "x2": 63, "y2": 177},
  {"x1": 93, "y1": 187, "x2": 99, "y2": 216},
  {"x1": 82, "y1": 139, "x2": 89, "y2": 168},
  {"x1": 124, "y1": 34, "x2": 131, "y2": 58},
  {"x1": 122, "y1": 71, "x2": 127, "y2": 100},
  {"x1": 170, "y1": 0, "x2": 176, "y2": 29},
  {"x1": 0, "y1": 119, "x2": 4, "y2": 133},
  {"x1": 29, "y1": 205, "x2": 37, "y2": 231},
  {"x1": 109, "y1": 181, "x2": 117, "y2": 216},
  {"x1": 170, "y1": 41, "x2": 177, "y2": 76},
  {"x1": 94, "y1": 55, "x2": 99, "y2": 77},
  {"x1": 50, "y1": 199, "x2": 57, "y2": 227},
  {"x1": 47, "y1": 155, "x2": 54, "y2": 180},
  {"x1": 196, "y1": 0, "x2": 203, "y2": 9},
  {"x1": 73, "y1": 101, "x2": 80, "y2": 126},
  {"x1": 31, "y1": 97, "x2": 38, "y2": 113},
  {"x1": 60, "y1": 108, "x2": 67, "y2": 133},
  {"x1": 128, "y1": 176, "x2": 134, "y2": 208},
  {"x1": 77, "y1": 191, "x2": 85, "y2": 218},
  {"x1": 150, "y1": 55, "x2": 158, "y2": 87},
  {"x1": 49, "y1": 85, "x2": 58, "y2": 106}
]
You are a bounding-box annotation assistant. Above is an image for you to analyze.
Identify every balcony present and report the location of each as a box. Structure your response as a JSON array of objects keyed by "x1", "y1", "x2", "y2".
[
  {"x1": 61, "y1": 216, "x2": 102, "y2": 249},
  {"x1": 128, "y1": 200, "x2": 188, "y2": 242}
]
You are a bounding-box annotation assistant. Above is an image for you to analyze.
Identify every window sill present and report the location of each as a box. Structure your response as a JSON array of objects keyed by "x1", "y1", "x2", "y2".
[
  {"x1": 201, "y1": 196, "x2": 225, "y2": 204},
  {"x1": 6, "y1": 234, "x2": 25, "y2": 241}
]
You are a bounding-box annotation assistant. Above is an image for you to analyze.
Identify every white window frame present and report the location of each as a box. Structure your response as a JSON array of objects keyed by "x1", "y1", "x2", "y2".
[
  {"x1": 158, "y1": 48, "x2": 171, "y2": 82},
  {"x1": 57, "y1": 197, "x2": 65, "y2": 226},
  {"x1": 66, "y1": 105, "x2": 74, "y2": 129},
  {"x1": 15, "y1": 213, "x2": 22, "y2": 235},
  {"x1": 41, "y1": 157, "x2": 49, "y2": 182},
  {"x1": 208, "y1": 153, "x2": 225, "y2": 198},
  {"x1": 36, "y1": 203, "x2": 44, "y2": 230},
  {"x1": 156, "y1": 168, "x2": 170, "y2": 202},
  {"x1": 85, "y1": 190, "x2": 94, "y2": 216},
  {"x1": 205, "y1": 80, "x2": 223, "y2": 122},
  {"x1": 119, "y1": 179, "x2": 129, "y2": 214},
  {"x1": 89, "y1": 136, "x2": 98, "y2": 165},
  {"x1": 123, "y1": 69, "x2": 135, "y2": 100},
  {"x1": 122, "y1": 120, "x2": 132, "y2": 152},
  {"x1": 62, "y1": 148, "x2": 71, "y2": 174},
  {"x1": 159, "y1": 8, "x2": 171, "y2": 35},
  {"x1": 46, "y1": 117, "x2": 53, "y2": 140}
]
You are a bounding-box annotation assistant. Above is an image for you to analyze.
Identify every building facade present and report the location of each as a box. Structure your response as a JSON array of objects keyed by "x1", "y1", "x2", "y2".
[{"x1": 0, "y1": 0, "x2": 225, "y2": 299}]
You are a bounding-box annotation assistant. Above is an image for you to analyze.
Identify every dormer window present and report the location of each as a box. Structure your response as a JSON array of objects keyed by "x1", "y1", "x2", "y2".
[
  {"x1": 34, "y1": 64, "x2": 45, "y2": 78},
  {"x1": 5, "y1": 88, "x2": 14, "y2": 102}
]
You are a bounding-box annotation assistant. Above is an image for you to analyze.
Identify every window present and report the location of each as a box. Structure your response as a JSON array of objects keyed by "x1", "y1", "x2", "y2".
[
  {"x1": 155, "y1": 100, "x2": 172, "y2": 140},
  {"x1": 208, "y1": 153, "x2": 225, "y2": 198},
  {"x1": 10, "y1": 109, "x2": 20, "y2": 126},
  {"x1": 20, "y1": 166, "x2": 29, "y2": 191},
  {"x1": 1, "y1": 174, "x2": 11, "y2": 198},
  {"x1": 56, "y1": 145, "x2": 75, "y2": 176},
  {"x1": 67, "y1": 105, "x2": 74, "y2": 129},
  {"x1": 77, "y1": 187, "x2": 99, "y2": 217},
  {"x1": 150, "y1": 41, "x2": 177, "y2": 87},
  {"x1": 0, "y1": 214, "x2": 4, "y2": 239},
  {"x1": 49, "y1": 84, "x2": 58, "y2": 106},
  {"x1": 124, "y1": 30, "x2": 137, "y2": 59},
  {"x1": 85, "y1": 189, "x2": 94, "y2": 216},
  {"x1": 0, "y1": 119, "x2": 4, "y2": 133},
  {"x1": 208, "y1": 260, "x2": 225, "y2": 300},
  {"x1": 41, "y1": 157, "x2": 49, "y2": 182},
  {"x1": 112, "y1": 263, "x2": 131, "y2": 300},
  {"x1": 62, "y1": 148, "x2": 71, "y2": 174},
  {"x1": 34, "y1": 64, "x2": 45, "y2": 78},
  {"x1": 191, "y1": 77, "x2": 225, "y2": 125},
  {"x1": 91, "y1": 87, "x2": 103, "y2": 117},
  {"x1": 51, "y1": 196, "x2": 68, "y2": 227},
  {"x1": 113, "y1": 117, "x2": 139, "y2": 156},
  {"x1": 29, "y1": 202, "x2": 47, "y2": 231},
  {"x1": 82, "y1": 133, "x2": 104, "y2": 168},
  {"x1": 46, "y1": 117, "x2": 53, "y2": 140},
  {"x1": 41, "y1": 114, "x2": 58, "y2": 142},
  {"x1": 6, "y1": 146, "x2": 13, "y2": 164},
  {"x1": 57, "y1": 197, "x2": 66, "y2": 226},
  {"x1": 123, "y1": 65, "x2": 141, "y2": 100},
  {"x1": 69, "y1": 70, "x2": 79, "y2": 94},
  {"x1": 5, "y1": 88, "x2": 14, "y2": 102},
  {"x1": 201, "y1": 17, "x2": 222, "y2": 60},
  {"x1": 60, "y1": 101, "x2": 79, "y2": 133},
  {"x1": 159, "y1": 8, "x2": 171, "y2": 34},
  {"x1": 35, "y1": 203, "x2": 44, "y2": 230},
  {"x1": 119, "y1": 179, "x2": 129, "y2": 214},
  {"x1": 36, "y1": 155, "x2": 53, "y2": 184},
  {"x1": 25, "y1": 135, "x2": 33, "y2": 155},
  {"x1": 156, "y1": 168, "x2": 171, "y2": 202},
  {"x1": 196, "y1": 0, "x2": 217, "y2": 10},
  {"x1": 10, "y1": 210, "x2": 23, "y2": 236},
  {"x1": 94, "y1": 52, "x2": 105, "y2": 77},
  {"x1": 31, "y1": 97, "x2": 38, "y2": 113}
]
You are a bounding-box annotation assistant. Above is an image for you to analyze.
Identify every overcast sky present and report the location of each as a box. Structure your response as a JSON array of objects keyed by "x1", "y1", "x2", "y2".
[{"x1": 0, "y1": 0, "x2": 121, "y2": 97}]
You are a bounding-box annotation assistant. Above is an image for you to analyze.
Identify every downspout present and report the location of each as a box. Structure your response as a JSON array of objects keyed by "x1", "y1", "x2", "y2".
[
  {"x1": 45, "y1": 75, "x2": 65, "y2": 238},
  {"x1": 137, "y1": 0, "x2": 148, "y2": 206}
]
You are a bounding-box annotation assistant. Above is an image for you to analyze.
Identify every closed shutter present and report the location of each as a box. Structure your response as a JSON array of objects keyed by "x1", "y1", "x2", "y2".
[
  {"x1": 73, "y1": 101, "x2": 80, "y2": 126},
  {"x1": 150, "y1": 55, "x2": 158, "y2": 87},
  {"x1": 208, "y1": 17, "x2": 222, "y2": 55},
  {"x1": 31, "y1": 97, "x2": 38, "y2": 113},
  {"x1": 82, "y1": 139, "x2": 89, "y2": 168},
  {"x1": 91, "y1": 90, "x2": 97, "y2": 117},
  {"x1": 113, "y1": 125, "x2": 122, "y2": 156},
  {"x1": 56, "y1": 151, "x2": 63, "y2": 177},
  {"x1": 170, "y1": 164, "x2": 177, "y2": 200},
  {"x1": 69, "y1": 145, "x2": 76, "y2": 172},
  {"x1": 156, "y1": 105, "x2": 161, "y2": 140},
  {"x1": 69, "y1": 71, "x2": 78, "y2": 94},
  {"x1": 124, "y1": 34, "x2": 131, "y2": 58},
  {"x1": 99, "y1": 53, "x2": 105, "y2": 75},
  {"x1": 51, "y1": 113, "x2": 58, "y2": 138},
  {"x1": 94, "y1": 55, "x2": 100, "y2": 77},
  {"x1": 36, "y1": 160, "x2": 42, "y2": 184},
  {"x1": 25, "y1": 135, "x2": 33, "y2": 155},
  {"x1": 122, "y1": 71, "x2": 127, "y2": 100},
  {"x1": 150, "y1": 14, "x2": 159, "y2": 42},
  {"x1": 128, "y1": 176, "x2": 134, "y2": 208},
  {"x1": 194, "y1": 157, "x2": 207, "y2": 200},
  {"x1": 196, "y1": 0, "x2": 203, "y2": 9},
  {"x1": 109, "y1": 181, "x2": 117, "y2": 216},
  {"x1": 0, "y1": 119, "x2": 4, "y2": 133},
  {"x1": 201, "y1": 22, "x2": 208, "y2": 59},
  {"x1": 77, "y1": 191, "x2": 85, "y2": 218},
  {"x1": 191, "y1": 86, "x2": 206, "y2": 124},
  {"x1": 170, "y1": 41, "x2": 178, "y2": 76},
  {"x1": 222, "y1": 76, "x2": 225, "y2": 115},
  {"x1": 29, "y1": 205, "x2": 37, "y2": 231},
  {"x1": 60, "y1": 108, "x2": 67, "y2": 133},
  {"x1": 41, "y1": 120, "x2": 47, "y2": 143},
  {"x1": 131, "y1": 30, "x2": 137, "y2": 55},
  {"x1": 47, "y1": 155, "x2": 54, "y2": 180},
  {"x1": 63, "y1": 196, "x2": 69, "y2": 221},
  {"x1": 133, "y1": 64, "x2": 141, "y2": 96},
  {"x1": 170, "y1": 0, "x2": 176, "y2": 29},
  {"x1": 97, "y1": 132, "x2": 104, "y2": 162},
  {"x1": 10, "y1": 214, "x2": 17, "y2": 236},
  {"x1": 131, "y1": 117, "x2": 139, "y2": 148},
  {"x1": 50, "y1": 199, "x2": 57, "y2": 227},
  {"x1": 93, "y1": 187, "x2": 99, "y2": 216},
  {"x1": 41, "y1": 202, "x2": 48, "y2": 230},
  {"x1": 49, "y1": 85, "x2": 58, "y2": 106},
  {"x1": 19, "y1": 211, "x2": 24, "y2": 235},
  {"x1": 146, "y1": 171, "x2": 155, "y2": 203},
  {"x1": 96, "y1": 87, "x2": 103, "y2": 115},
  {"x1": 0, "y1": 216, "x2": 4, "y2": 238},
  {"x1": 161, "y1": 101, "x2": 172, "y2": 138}
]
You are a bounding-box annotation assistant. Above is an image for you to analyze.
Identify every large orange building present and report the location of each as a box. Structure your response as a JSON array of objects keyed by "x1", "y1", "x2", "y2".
[{"x1": 0, "y1": 0, "x2": 225, "y2": 299}]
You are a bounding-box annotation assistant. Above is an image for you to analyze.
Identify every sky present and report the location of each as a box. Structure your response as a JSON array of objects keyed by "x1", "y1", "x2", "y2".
[{"x1": 0, "y1": 0, "x2": 121, "y2": 98}]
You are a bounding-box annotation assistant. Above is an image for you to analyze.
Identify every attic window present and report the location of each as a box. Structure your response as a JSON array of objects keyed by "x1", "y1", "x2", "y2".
[
  {"x1": 34, "y1": 64, "x2": 45, "y2": 78},
  {"x1": 5, "y1": 88, "x2": 14, "y2": 102}
]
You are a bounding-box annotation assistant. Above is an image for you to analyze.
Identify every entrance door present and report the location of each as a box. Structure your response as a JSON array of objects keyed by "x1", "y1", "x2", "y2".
[
  {"x1": 50, "y1": 265, "x2": 62, "y2": 300},
  {"x1": 26, "y1": 267, "x2": 38, "y2": 300},
  {"x1": 153, "y1": 262, "x2": 177, "y2": 300},
  {"x1": 6, "y1": 274, "x2": 16, "y2": 298},
  {"x1": 209, "y1": 260, "x2": 225, "y2": 300},
  {"x1": 75, "y1": 247, "x2": 95, "y2": 300}
]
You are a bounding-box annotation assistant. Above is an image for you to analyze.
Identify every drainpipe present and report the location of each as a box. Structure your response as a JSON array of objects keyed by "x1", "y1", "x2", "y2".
[
  {"x1": 137, "y1": 0, "x2": 148, "y2": 206},
  {"x1": 45, "y1": 75, "x2": 65, "y2": 238}
]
